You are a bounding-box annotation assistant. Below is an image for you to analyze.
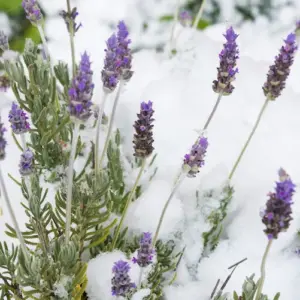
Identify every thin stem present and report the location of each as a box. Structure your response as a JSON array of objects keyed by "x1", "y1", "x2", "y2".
[
  {"x1": 255, "y1": 240, "x2": 273, "y2": 300},
  {"x1": 152, "y1": 172, "x2": 186, "y2": 246},
  {"x1": 192, "y1": 0, "x2": 207, "y2": 29},
  {"x1": 0, "y1": 167, "x2": 29, "y2": 263},
  {"x1": 228, "y1": 99, "x2": 269, "y2": 180},
  {"x1": 65, "y1": 122, "x2": 80, "y2": 244},
  {"x1": 98, "y1": 81, "x2": 123, "y2": 169},
  {"x1": 66, "y1": 0, "x2": 76, "y2": 78},
  {"x1": 37, "y1": 25, "x2": 53, "y2": 76},
  {"x1": 203, "y1": 93, "x2": 223, "y2": 130},
  {"x1": 138, "y1": 268, "x2": 144, "y2": 288},
  {"x1": 20, "y1": 133, "x2": 26, "y2": 151},
  {"x1": 95, "y1": 92, "x2": 108, "y2": 179},
  {"x1": 169, "y1": 0, "x2": 180, "y2": 50},
  {"x1": 111, "y1": 159, "x2": 146, "y2": 250}
]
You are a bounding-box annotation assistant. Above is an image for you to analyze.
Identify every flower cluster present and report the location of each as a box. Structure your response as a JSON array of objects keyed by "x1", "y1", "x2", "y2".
[
  {"x1": 213, "y1": 27, "x2": 239, "y2": 95},
  {"x1": 60, "y1": 7, "x2": 82, "y2": 35},
  {"x1": 263, "y1": 33, "x2": 297, "y2": 100},
  {"x1": 111, "y1": 260, "x2": 136, "y2": 297},
  {"x1": 0, "y1": 30, "x2": 8, "y2": 51},
  {"x1": 0, "y1": 75, "x2": 10, "y2": 92},
  {"x1": 22, "y1": 0, "x2": 42, "y2": 24},
  {"x1": 262, "y1": 169, "x2": 295, "y2": 239},
  {"x1": 179, "y1": 11, "x2": 193, "y2": 27},
  {"x1": 132, "y1": 232, "x2": 154, "y2": 267},
  {"x1": 8, "y1": 103, "x2": 30, "y2": 134},
  {"x1": 101, "y1": 21, "x2": 133, "y2": 91},
  {"x1": 69, "y1": 52, "x2": 94, "y2": 121},
  {"x1": 19, "y1": 149, "x2": 34, "y2": 176},
  {"x1": 133, "y1": 101, "x2": 154, "y2": 158},
  {"x1": 0, "y1": 119, "x2": 6, "y2": 161}
]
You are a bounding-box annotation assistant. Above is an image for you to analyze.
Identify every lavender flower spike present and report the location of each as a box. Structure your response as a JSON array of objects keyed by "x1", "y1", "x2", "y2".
[
  {"x1": 60, "y1": 7, "x2": 82, "y2": 35},
  {"x1": 102, "y1": 34, "x2": 119, "y2": 92},
  {"x1": 133, "y1": 101, "x2": 154, "y2": 158},
  {"x1": 8, "y1": 103, "x2": 30, "y2": 134},
  {"x1": 262, "y1": 168, "x2": 295, "y2": 240},
  {"x1": 0, "y1": 75, "x2": 10, "y2": 92},
  {"x1": 22, "y1": 0, "x2": 43, "y2": 24},
  {"x1": 19, "y1": 149, "x2": 34, "y2": 176},
  {"x1": 111, "y1": 260, "x2": 136, "y2": 297},
  {"x1": 263, "y1": 33, "x2": 297, "y2": 100},
  {"x1": 0, "y1": 31, "x2": 9, "y2": 51},
  {"x1": 183, "y1": 136, "x2": 208, "y2": 177},
  {"x1": 179, "y1": 11, "x2": 193, "y2": 27},
  {"x1": 69, "y1": 52, "x2": 94, "y2": 121},
  {"x1": 133, "y1": 232, "x2": 155, "y2": 267},
  {"x1": 213, "y1": 27, "x2": 239, "y2": 95},
  {"x1": 116, "y1": 21, "x2": 133, "y2": 81},
  {"x1": 0, "y1": 120, "x2": 7, "y2": 161}
]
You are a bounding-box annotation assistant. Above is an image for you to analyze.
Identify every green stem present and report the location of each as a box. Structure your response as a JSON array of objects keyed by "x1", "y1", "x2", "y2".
[
  {"x1": 0, "y1": 167, "x2": 29, "y2": 264},
  {"x1": 192, "y1": 0, "x2": 207, "y2": 29},
  {"x1": 255, "y1": 240, "x2": 273, "y2": 300},
  {"x1": 152, "y1": 172, "x2": 186, "y2": 246},
  {"x1": 169, "y1": 0, "x2": 180, "y2": 50},
  {"x1": 20, "y1": 133, "x2": 26, "y2": 151},
  {"x1": 138, "y1": 268, "x2": 144, "y2": 288},
  {"x1": 228, "y1": 99, "x2": 269, "y2": 180},
  {"x1": 98, "y1": 81, "x2": 123, "y2": 170},
  {"x1": 111, "y1": 159, "x2": 146, "y2": 250},
  {"x1": 203, "y1": 93, "x2": 223, "y2": 130},
  {"x1": 65, "y1": 122, "x2": 80, "y2": 244},
  {"x1": 66, "y1": 0, "x2": 76, "y2": 77},
  {"x1": 95, "y1": 92, "x2": 108, "y2": 179}
]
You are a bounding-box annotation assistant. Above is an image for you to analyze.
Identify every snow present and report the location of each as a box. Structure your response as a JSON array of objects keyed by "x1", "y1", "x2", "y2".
[{"x1": 1, "y1": 0, "x2": 300, "y2": 299}]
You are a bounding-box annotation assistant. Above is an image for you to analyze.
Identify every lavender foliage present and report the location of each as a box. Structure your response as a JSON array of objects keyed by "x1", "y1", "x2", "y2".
[
  {"x1": 0, "y1": 119, "x2": 7, "y2": 160},
  {"x1": 22, "y1": 0, "x2": 42, "y2": 24},
  {"x1": 179, "y1": 11, "x2": 193, "y2": 27},
  {"x1": 213, "y1": 27, "x2": 239, "y2": 95},
  {"x1": 133, "y1": 101, "x2": 154, "y2": 158},
  {"x1": 0, "y1": 75, "x2": 10, "y2": 92},
  {"x1": 0, "y1": 31, "x2": 9, "y2": 51},
  {"x1": 60, "y1": 7, "x2": 82, "y2": 35},
  {"x1": 262, "y1": 168, "x2": 295, "y2": 240},
  {"x1": 8, "y1": 103, "x2": 30, "y2": 134},
  {"x1": 69, "y1": 52, "x2": 94, "y2": 121},
  {"x1": 132, "y1": 232, "x2": 154, "y2": 267},
  {"x1": 183, "y1": 137, "x2": 208, "y2": 177},
  {"x1": 263, "y1": 33, "x2": 297, "y2": 100},
  {"x1": 111, "y1": 260, "x2": 136, "y2": 297},
  {"x1": 19, "y1": 149, "x2": 34, "y2": 176}
]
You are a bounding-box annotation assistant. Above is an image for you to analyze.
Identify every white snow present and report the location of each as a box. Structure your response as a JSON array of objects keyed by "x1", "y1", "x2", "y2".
[{"x1": 1, "y1": 0, "x2": 300, "y2": 299}]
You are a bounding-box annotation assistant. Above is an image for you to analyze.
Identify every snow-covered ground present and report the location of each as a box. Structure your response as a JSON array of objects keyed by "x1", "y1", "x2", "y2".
[{"x1": 1, "y1": 0, "x2": 300, "y2": 299}]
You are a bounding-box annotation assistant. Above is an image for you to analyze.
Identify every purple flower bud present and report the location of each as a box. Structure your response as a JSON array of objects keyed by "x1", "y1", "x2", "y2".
[
  {"x1": 111, "y1": 260, "x2": 136, "y2": 297},
  {"x1": 263, "y1": 33, "x2": 297, "y2": 100},
  {"x1": 0, "y1": 31, "x2": 9, "y2": 51},
  {"x1": 262, "y1": 169, "x2": 295, "y2": 239},
  {"x1": 19, "y1": 149, "x2": 34, "y2": 176},
  {"x1": 0, "y1": 75, "x2": 10, "y2": 92},
  {"x1": 102, "y1": 34, "x2": 120, "y2": 92},
  {"x1": 22, "y1": 0, "x2": 42, "y2": 24},
  {"x1": 133, "y1": 101, "x2": 154, "y2": 158},
  {"x1": 213, "y1": 27, "x2": 239, "y2": 95},
  {"x1": 183, "y1": 137, "x2": 208, "y2": 177},
  {"x1": 0, "y1": 120, "x2": 7, "y2": 161},
  {"x1": 8, "y1": 103, "x2": 30, "y2": 134},
  {"x1": 116, "y1": 21, "x2": 133, "y2": 81},
  {"x1": 179, "y1": 11, "x2": 193, "y2": 27},
  {"x1": 69, "y1": 52, "x2": 94, "y2": 121},
  {"x1": 132, "y1": 232, "x2": 155, "y2": 267},
  {"x1": 60, "y1": 7, "x2": 82, "y2": 35}
]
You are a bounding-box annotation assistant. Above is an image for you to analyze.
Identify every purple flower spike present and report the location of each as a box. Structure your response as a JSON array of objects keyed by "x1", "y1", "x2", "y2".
[
  {"x1": 116, "y1": 21, "x2": 133, "y2": 81},
  {"x1": 179, "y1": 11, "x2": 193, "y2": 27},
  {"x1": 111, "y1": 260, "x2": 136, "y2": 297},
  {"x1": 102, "y1": 34, "x2": 120, "y2": 92},
  {"x1": 213, "y1": 27, "x2": 239, "y2": 95},
  {"x1": 132, "y1": 232, "x2": 155, "y2": 267},
  {"x1": 183, "y1": 137, "x2": 208, "y2": 177},
  {"x1": 262, "y1": 169, "x2": 295, "y2": 239},
  {"x1": 0, "y1": 75, "x2": 10, "y2": 92},
  {"x1": 0, "y1": 31, "x2": 9, "y2": 51},
  {"x1": 8, "y1": 103, "x2": 30, "y2": 134},
  {"x1": 22, "y1": 0, "x2": 42, "y2": 24},
  {"x1": 69, "y1": 52, "x2": 94, "y2": 121},
  {"x1": 19, "y1": 149, "x2": 34, "y2": 176},
  {"x1": 60, "y1": 7, "x2": 82, "y2": 35},
  {"x1": 263, "y1": 33, "x2": 297, "y2": 100},
  {"x1": 0, "y1": 120, "x2": 7, "y2": 161},
  {"x1": 133, "y1": 101, "x2": 154, "y2": 158}
]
